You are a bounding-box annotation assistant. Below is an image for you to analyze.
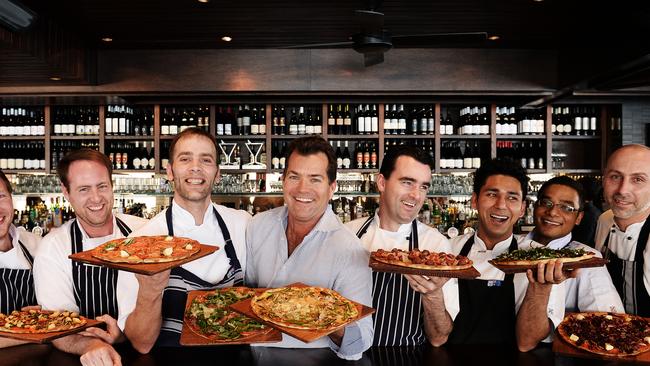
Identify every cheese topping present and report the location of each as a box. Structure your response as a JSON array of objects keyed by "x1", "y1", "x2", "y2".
[
  {"x1": 605, "y1": 343, "x2": 614, "y2": 351},
  {"x1": 162, "y1": 247, "x2": 174, "y2": 257},
  {"x1": 120, "y1": 250, "x2": 130, "y2": 258},
  {"x1": 569, "y1": 334, "x2": 579, "y2": 342}
]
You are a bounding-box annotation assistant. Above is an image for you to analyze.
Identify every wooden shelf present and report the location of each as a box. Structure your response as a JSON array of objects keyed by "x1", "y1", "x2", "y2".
[
  {"x1": 328, "y1": 134, "x2": 379, "y2": 139},
  {"x1": 384, "y1": 135, "x2": 435, "y2": 139},
  {"x1": 2, "y1": 170, "x2": 46, "y2": 174},
  {"x1": 113, "y1": 169, "x2": 157, "y2": 174},
  {"x1": 552, "y1": 169, "x2": 601, "y2": 174},
  {"x1": 0, "y1": 136, "x2": 45, "y2": 140},
  {"x1": 496, "y1": 134, "x2": 547, "y2": 140},
  {"x1": 215, "y1": 135, "x2": 266, "y2": 140},
  {"x1": 50, "y1": 135, "x2": 100, "y2": 140},
  {"x1": 105, "y1": 135, "x2": 154, "y2": 140},
  {"x1": 552, "y1": 135, "x2": 601, "y2": 140},
  {"x1": 440, "y1": 134, "x2": 491, "y2": 139}
]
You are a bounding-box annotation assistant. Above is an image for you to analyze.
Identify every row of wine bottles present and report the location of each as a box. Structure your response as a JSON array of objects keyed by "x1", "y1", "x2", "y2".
[
  {"x1": 0, "y1": 142, "x2": 45, "y2": 170},
  {"x1": 0, "y1": 107, "x2": 45, "y2": 136},
  {"x1": 106, "y1": 142, "x2": 156, "y2": 170}
]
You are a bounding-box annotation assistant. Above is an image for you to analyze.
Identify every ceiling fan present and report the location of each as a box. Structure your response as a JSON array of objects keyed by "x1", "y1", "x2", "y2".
[{"x1": 284, "y1": 4, "x2": 488, "y2": 67}]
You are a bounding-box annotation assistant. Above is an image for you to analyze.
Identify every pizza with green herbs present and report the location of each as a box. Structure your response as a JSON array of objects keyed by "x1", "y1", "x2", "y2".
[{"x1": 492, "y1": 247, "x2": 595, "y2": 266}]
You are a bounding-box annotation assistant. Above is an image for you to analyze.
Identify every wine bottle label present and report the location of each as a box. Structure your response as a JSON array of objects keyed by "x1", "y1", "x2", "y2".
[
  {"x1": 251, "y1": 125, "x2": 259, "y2": 134},
  {"x1": 0, "y1": 159, "x2": 7, "y2": 169},
  {"x1": 336, "y1": 157, "x2": 343, "y2": 169},
  {"x1": 260, "y1": 125, "x2": 267, "y2": 134},
  {"x1": 216, "y1": 124, "x2": 224, "y2": 135},
  {"x1": 445, "y1": 125, "x2": 453, "y2": 135},
  {"x1": 306, "y1": 125, "x2": 314, "y2": 134},
  {"x1": 133, "y1": 157, "x2": 141, "y2": 169},
  {"x1": 161, "y1": 125, "x2": 169, "y2": 135},
  {"x1": 224, "y1": 124, "x2": 232, "y2": 135},
  {"x1": 472, "y1": 157, "x2": 481, "y2": 169},
  {"x1": 343, "y1": 157, "x2": 351, "y2": 169}
]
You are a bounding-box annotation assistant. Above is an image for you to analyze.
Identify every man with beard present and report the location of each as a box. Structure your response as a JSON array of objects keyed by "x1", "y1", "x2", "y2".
[
  {"x1": 33, "y1": 149, "x2": 147, "y2": 365},
  {"x1": 595, "y1": 144, "x2": 650, "y2": 316},
  {"x1": 522, "y1": 176, "x2": 623, "y2": 313},
  {"x1": 346, "y1": 145, "x2": 458, "y2": 347},
  {"x1": 117, "y1": 128, "x2": 251, "y2": 352},
  {"x1": 448, "y1": 158, "x2": 569, "y2": 352}
]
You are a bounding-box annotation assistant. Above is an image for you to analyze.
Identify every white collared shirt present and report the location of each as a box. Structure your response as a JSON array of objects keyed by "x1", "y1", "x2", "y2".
[
  {"x1": 0, "y1": 225, "x2": 41, "y2": 269},
  {"x1": 33, "y1": 214, "x2": 147, "y2": 313},
  {"x1": 521, "y1": 232, "x2": 623, "y2": 313},
  {"x1": 345, "y1": 213, "x2": 460, "y2": 320}
]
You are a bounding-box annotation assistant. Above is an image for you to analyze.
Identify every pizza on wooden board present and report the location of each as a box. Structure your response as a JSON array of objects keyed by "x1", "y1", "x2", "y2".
[
  {"x1": 185, "y1": 287, "x2": 271, "y2": 342},
  {"x1": 371, "y1": 248, "x2": 473, "y2": 270},
  {"x1": 492, "y1": 247, "x2": 595, "y2": 266},
  {"x1": 557, "y1": 312, "x2": 650, "y2": 357},
  {"x1": 251, "y1": 286, "x2": 359, "y2": 331},
  {"x1": 91, "y1": 235, "x2": 202, "y2": 264},
  {"x1": 0, "y1": 310, "x2": 87, "y2": 334}
]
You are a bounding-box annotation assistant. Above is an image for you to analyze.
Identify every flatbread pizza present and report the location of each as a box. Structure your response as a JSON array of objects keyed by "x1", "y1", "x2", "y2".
[
  {"x1": 91, "y1": 235, "x2": 202, "y2": 264},
  {"x1": 492, "y1": 247, "x2": 595, "y2": 266},
  {"x1": 0, "y1": 310, "x2": 87, "y2": 334},
  {"x1": 371, "y1": 248, "x2": 473, "y2": 270}
]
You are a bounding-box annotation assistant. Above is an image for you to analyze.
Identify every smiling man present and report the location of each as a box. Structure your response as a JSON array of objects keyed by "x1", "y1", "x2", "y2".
[
  {"x1": 117, "y1": 128, "x2": 251, "y2": 352},
  {"x1": 448, "y1": 158, "x2": 568, "y2": 352},
  {"x1": 522, "y1": 176, "x2": 622, "y2": 313},
  {"x1": 595, "y1": 144, "x2": 650, "y2": 316},
  {"x1": 33, "y1": 149, "x2": 147, "y2": 366},
  {"x1": 245, "y1": 136, "x2": 372, "y2": 360},
  {"x1": 346, "y1": 145, "x2": 458, "y2": 347}
]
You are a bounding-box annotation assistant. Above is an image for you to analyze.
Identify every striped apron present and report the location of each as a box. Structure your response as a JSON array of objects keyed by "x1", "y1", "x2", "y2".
[
  {"x1": 71, "y1": 217, "x2": 132, "y2": 319},
  {"x1": 0, "y1": 241, "x2": 36, "y2": 313},
  {"x1": 356, "y1": 217, "x2": 425, "y2": 346},
  {"x1": 155, "y1": 205, "x2": 243, "y2": 347}
]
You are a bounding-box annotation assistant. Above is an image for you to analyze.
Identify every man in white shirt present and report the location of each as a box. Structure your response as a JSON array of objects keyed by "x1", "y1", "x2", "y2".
[
  {"x1": 448, "y1": 158, "x2": 570, "y2": 351},
  {"x1": 0, "y1": 169, "x2": 41, "y2": 349},
  {"x1": 246, "y1": 136, "x2": 372, "y2": 360},
  {"x1": 595, "y1": 144, "x2": 650, "y2": 316},
  {"x1": 118, "y1": 128, "x2": 251, "y2": 352},
  {"x1": 346, "y1": 145, "x2": 457, "y2": 347},
  {"x1": 33, "y1": 149, "x2": 147, "y2": 366},
  {"x1": 522, "y1": 176, "x2": 622, "y2": 313}
]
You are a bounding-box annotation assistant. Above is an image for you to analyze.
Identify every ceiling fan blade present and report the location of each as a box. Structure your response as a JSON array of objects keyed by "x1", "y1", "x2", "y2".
[
  {"x1": 354, "y1": 9, "x2": 384, "y2": 34},
  {"x1": 281, "y1": 41, "x2": 354, "y2": 49},
  {"x1": 364, "y1": 52, "x2": 384, "y2": 67},
  {"x1": 391, "y1": 32, "x2": 488, "y2": 46}
]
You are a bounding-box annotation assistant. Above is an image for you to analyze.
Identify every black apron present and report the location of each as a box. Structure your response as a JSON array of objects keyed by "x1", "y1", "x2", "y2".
[
  {"x1": 156, "y1": 204, "x2": 243, "y2": 347},
  {"x1": 601, "y1": 216, "x2": 650, "y2": 317},
  {"x1": 71, "y1": 217, "x2": 132, "y2": 319},
  {"x1": 0, "y1": 239, "x2": 36, "y2": 314},
  {"x1": 447, "y1": 235, "x2": 518, "y2": 344},
  {"x1": 356, "y1": 216, "x2": 426, "y2": 346}
]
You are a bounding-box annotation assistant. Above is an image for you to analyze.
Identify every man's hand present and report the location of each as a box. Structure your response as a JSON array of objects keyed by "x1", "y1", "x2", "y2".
[
  {"x1": 79, "y1": 340, "x2": 121, "y2": 366},
  {"x1": 404, "y1": 274, "x2": 450, "y2": 298},
  {"x1": 526, "y1": 260, "x2": 579, "y2": 286},
  {"x1": 79, "y1": 315, "x2": 124, "y2": 345},
  {"x1": 21, "y1": 305, "x2": 41, "y2": 311}
]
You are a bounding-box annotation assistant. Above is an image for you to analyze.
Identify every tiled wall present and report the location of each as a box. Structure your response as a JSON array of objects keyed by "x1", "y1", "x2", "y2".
[{"x1": 623, "y1": 101, "x2": 650, "y2": 145}]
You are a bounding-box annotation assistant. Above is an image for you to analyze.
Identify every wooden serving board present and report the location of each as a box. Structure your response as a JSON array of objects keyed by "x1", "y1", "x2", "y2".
[
  {"x1": 553, "y1": 329, "x2": 650, "y2": 363},
  {"x1": 0, "y1": 318, "x2": 104, "y2": 344},
  {"x1": 488, "y1": 257, "x2": 608, "y2": 274},
  {"x1": 369, "y1": 257, "x2": 480, "y2": 279},
  {"x1": 69, "y1": 244, "x2": 218, "y2": 275},
  {"x1": 229, "y1": 283, "x2": 375, "y2": 343},
  {"x1": 180, "y1": 288, "x2": 282, "y2": 346}
]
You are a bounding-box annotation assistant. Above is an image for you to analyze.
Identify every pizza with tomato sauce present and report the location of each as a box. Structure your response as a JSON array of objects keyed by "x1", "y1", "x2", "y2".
[
  {"x1": 371, "y1": 248, "x2": 473, "y2": 270},
  {"x1": 0, "y1": 310, "x2": 87, "y2": 334},
  {"x1": 91, "y1": 235, "x2": 202, "y2": 264}
]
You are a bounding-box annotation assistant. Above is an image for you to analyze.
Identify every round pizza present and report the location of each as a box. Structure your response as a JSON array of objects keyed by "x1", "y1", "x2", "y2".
[
  {"x1": 0, "y1": 310, "x2": 87, "y2": 334},
  {"x1": 251, "y1": 286, "x2": 359, "y2": 331},
  {"x1": 492, "y1": 247, "x2": 595, "y2": 266},
  {"x1": 185, "y1": 287, "x2": 271, "y2": 342},
  {"x1": 371, "y1": 248, "x2": 473, "y2": 270},
  {"x1": 92, "y1": 235, "x2": 202, "y2": 264},
  {"x1": 557, "y1": 312, "x2": 650, "y2": 357}
]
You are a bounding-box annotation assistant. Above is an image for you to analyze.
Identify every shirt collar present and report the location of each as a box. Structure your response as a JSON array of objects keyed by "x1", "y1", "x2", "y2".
[
  {"x1": 473, "y1": 232, "x2": 514, "y2": 253},
  {"x1": 279, "y1": 205, "x2": 340, "y2": 233},
  {"x1": 373, "y1": 211, "x2": 413, "y2": 235},
  {"x1": 77, "y1": 215, "x2": 117, "y2": 240},
  {"x1": 525, "y1": 230, "x2": 572, "y2": 250},
  {"x1": 9, "y1": 224, "x2": 18, "y2": 248},
  {"x1": 172, "y1": 200, "x2": 214, "y2": 227}
]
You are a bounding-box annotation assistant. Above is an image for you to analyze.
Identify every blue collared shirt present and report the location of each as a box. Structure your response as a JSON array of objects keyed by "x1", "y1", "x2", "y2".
[{"x1": 245, "y1": 206, "x2": 373, "y2": 360}]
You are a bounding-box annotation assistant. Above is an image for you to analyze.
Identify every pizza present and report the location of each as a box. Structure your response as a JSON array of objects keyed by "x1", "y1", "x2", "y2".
[
  {"x1": 185, "y1": 287, "x2": 271, "y2": 342},
  {"x1": 557, "y1": 312, "x2": 650, "y2": 357},
  {"x1": 492, "y1": 247, "x2": 595, "y2": 266},
  {"x1": 91, "y1": 235, "x2": 202, "y2": 264},
  {"x1": 371, "y1": 248, "x2": 473, "y2": 270},
  {"x1": 0, "y1": 310, "x2": 87, "y2": 334},
  {"x1": 251, "y1": 286, "x2": 359, "y2": 331}
]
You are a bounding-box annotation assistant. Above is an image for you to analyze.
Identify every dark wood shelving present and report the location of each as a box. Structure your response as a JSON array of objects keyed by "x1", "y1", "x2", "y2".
[
  {"x1": 383, "y1": 135, "x2": 434, "y2": 139},
  {"x1": 50, "y1": 135, "x2": 100, "y2": 140},
  {"x1": 496, "y1": 134, "x2": 547, "y2": 140},
  {"x1": 551, "y1": 135, "x2": 601, "y2": 140},
  {"x1": 105, "y1": 135, "x2": 155, "y2": 140},
  {"x1": 0, "y1": 136, "x2": 45, "y2": 140},
  {"x1": 440, "y1": 134, "x2": 491, "y2": 139},
  {"x1": 328, "y1": 134, "x2": 380, "y2": 139}
]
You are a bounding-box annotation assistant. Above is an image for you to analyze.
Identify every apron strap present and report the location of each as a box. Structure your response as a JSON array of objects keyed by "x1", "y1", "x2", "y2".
[{"x1": 17, "y1": 240, "x2": 34, "y2": 267}]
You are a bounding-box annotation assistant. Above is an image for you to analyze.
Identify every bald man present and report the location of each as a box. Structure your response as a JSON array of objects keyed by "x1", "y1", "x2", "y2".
[{"x1": 595, "y1": 144, "x2": 650, "y2": 316}]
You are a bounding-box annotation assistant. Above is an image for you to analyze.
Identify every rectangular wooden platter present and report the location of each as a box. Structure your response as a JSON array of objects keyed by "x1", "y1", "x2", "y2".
[
  {"x1": 69, "y1": 244, "x2": 218, "y2": 275},
  {"x1": 553, "y1": 328, "x2": 650, "y2": 363},
  {"x1": 369, "y1": 257, "x2": 480, "y2": 279},
  {"x1": 0, "y1": 318, "x2": 104, "y2": 344},
  {"x1": 488, "y1": 257, "x2": 608, "y2": 274},
  {"x1": 229, "y1": 283, "x2": 375, "y2": 343},
  {"x1": 180, "y1": 288, "x2": 282, "y2": 346}
]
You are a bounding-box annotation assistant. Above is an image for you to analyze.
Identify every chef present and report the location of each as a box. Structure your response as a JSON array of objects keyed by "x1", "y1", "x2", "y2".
[
  {"x1": 118, "y1": 127, "x2": 251, "y2": 352},
  {"x1": 346, "y1": 145, "x2": 458, "y2": 347}
]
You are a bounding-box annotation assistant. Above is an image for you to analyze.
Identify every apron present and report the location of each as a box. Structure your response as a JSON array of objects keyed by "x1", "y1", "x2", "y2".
[
  {"x1": 71, "y1": 217, "x2": 132, "y2": 319},
  {"x1": 0, "y1": 240, "x2": 36, "y2": 314},
  {"x1": 447, "y1": 235, "x2": 518, "y2": 344},
  {"x1": 601, "y1": 216, "x2": 650, "y2": 317},
  {"x1": 357, "y1": 217, "x2": 425, "y2": 346},
  {"x1": 156, "y1": 204, "x2": 244, "y2": 347}
]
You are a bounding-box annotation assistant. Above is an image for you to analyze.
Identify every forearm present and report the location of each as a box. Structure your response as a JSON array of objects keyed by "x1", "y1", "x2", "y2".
[
  {"x1": 422, "y1": 290, "x2": 453, "y2": 346},
  {"x1": 52, "y1": 334, "x2": 106, "y2": 355},
  {"x1": 0, "y1": 337, "x2": 30, "y2": 348},
  {"x1": 516, "y1": 285, "x2": 552, "y2": 352},
  {"x1": 124, "y1": 291, "x2": 163, "y2": 354}
]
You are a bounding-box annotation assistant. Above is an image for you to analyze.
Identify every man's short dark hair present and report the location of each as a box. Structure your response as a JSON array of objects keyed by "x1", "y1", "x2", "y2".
[
  {"x1": 473, "y1": 157, "x2": 529, "y2": 198},
  {"x1": 537, "y1": 176, "x2": 585, "y2": 211},
  {"x1": 0, "y1": 170, "x2": 12, "y2": 195},
  {"x1": 169, "y1": 127, "x2": 218, "y2": 164},
  {"x1": 283, "y1": 136, "x2": 337, "y2": 183},
  {"x1": 57, "y1": 149, "x2": 112, "y2": 190},
  {"x1": 380, "y1": 145, "x2": 434, "y2": 179}
]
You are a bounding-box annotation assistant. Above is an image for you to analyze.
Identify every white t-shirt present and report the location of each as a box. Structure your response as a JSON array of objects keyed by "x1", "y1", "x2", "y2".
[
  {"x1": 116, "y1": 202, "x2": 251, "y2": 329},
  {"x1": 32, "y1": 214, "x2": 148, "y2": 313},
  {"x1": 345, "y1": 214, "x2": 460, "y2": 320},
  {"x1": 450, "y1": 232, "x2": 566, "y2": 342},
  {"x1": 0, "y1": 225, "x2": 41, "y2": 269}
]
